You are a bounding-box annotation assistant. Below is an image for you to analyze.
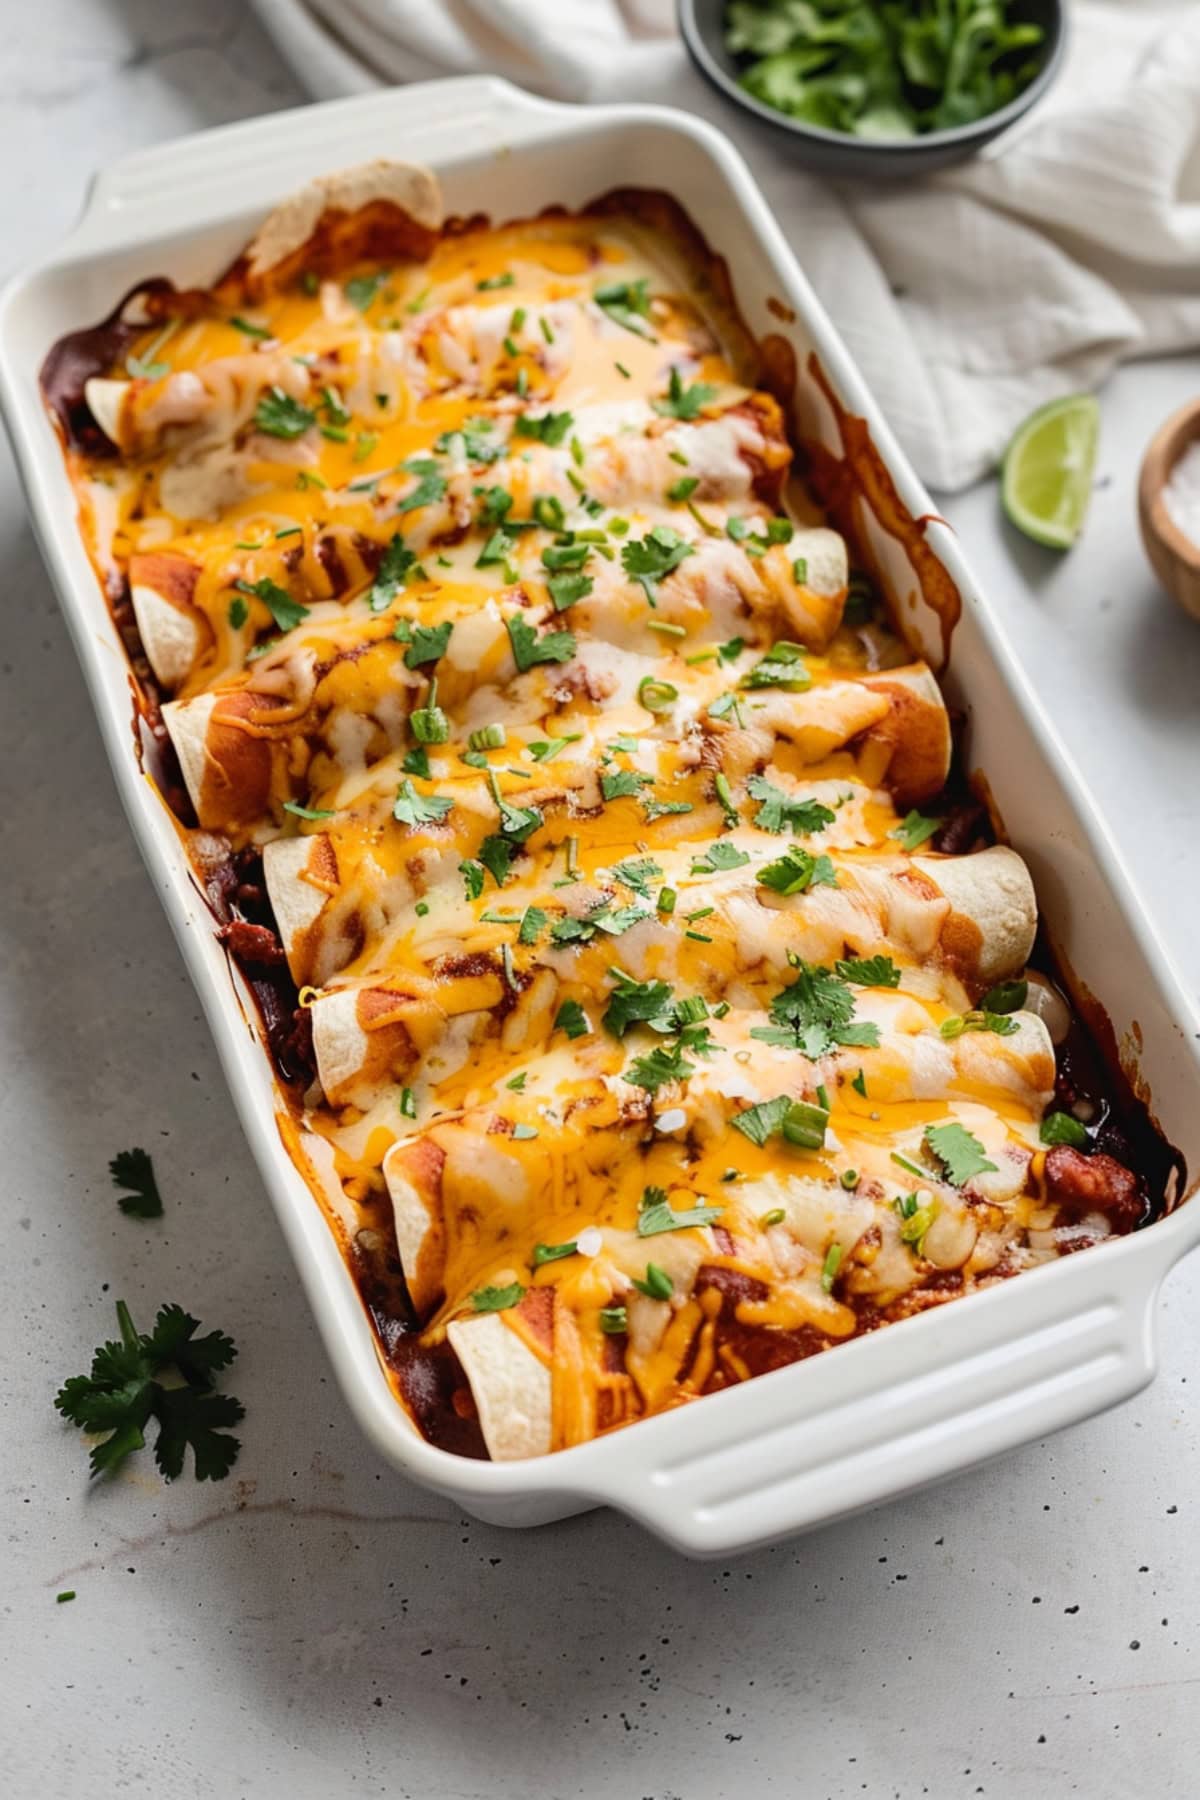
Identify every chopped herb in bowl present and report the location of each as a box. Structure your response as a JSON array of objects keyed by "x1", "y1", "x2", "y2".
[{"x1": 724, "y1": 0, "x2": 1046, "y2": 138}]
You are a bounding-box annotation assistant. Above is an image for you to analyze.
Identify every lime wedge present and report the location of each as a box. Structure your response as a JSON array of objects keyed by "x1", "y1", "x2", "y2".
[{"x1": 1001, "y1": 394, "x2": 1100, "y2": 550}]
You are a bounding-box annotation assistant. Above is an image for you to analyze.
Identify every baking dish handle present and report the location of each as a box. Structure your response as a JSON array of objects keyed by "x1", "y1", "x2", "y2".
[
  {"x1": 584, "y1": 1250, "x2": 1166, "y2": 1557},
  {"x1": 67, "y1": 76, "x2": 573, "y2": 249}
]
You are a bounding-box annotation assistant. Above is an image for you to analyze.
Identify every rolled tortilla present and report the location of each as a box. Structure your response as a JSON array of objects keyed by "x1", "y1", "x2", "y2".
[
  {"x1": 235, "y1": 160, "x2": 443, "y2": 299},
  {"x1": 128, "y1": 550, "x2": 206, "y2": 689},
  {"x1": 912, "y1": 845, "x2": 1036, "y2": 991},
  {"x1": 83, "y1": 376, "x2": 127, "y2": 447},
  {"x1": 162, "y1": 688, "x2": 281, "y2": 831},
  {"x1": 261, "y1": 833, "x2": 343, "y2": 987},
  {"x1": 446, "y1": 1297, "x2": 553, "y2": 1461},
  {"x1": 309, "y1": 968, "x2": 502, "y2": 1108}
]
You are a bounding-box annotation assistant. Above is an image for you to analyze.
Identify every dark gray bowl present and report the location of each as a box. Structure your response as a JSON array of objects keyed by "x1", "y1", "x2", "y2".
[{"x1": 678, "y1": 0, "x2": 1066, "y2": 178}]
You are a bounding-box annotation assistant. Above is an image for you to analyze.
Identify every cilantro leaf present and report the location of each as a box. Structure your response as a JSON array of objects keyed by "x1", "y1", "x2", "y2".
[
  {"x1": 601, "y1": 769, "x2": 652, "y2": 801},
  {"x1": 836, "y1": 955, "x2": 902, "y2": 988},
  {"x1": 476, "y1": 485, "x2": 513, "y2": 526},
  {"x1": 691, "y1": 842, "x2": 750, "y2": 875},
  {"x1": 742, "y1": 641, "x2": 810, "y2": 690},
  {"x1": 555, "y1": 999, "x2": 591, "y2": 1039},
  {"x1": 594, "y1": 278, "x2": 657, "y2": 339},
  {"x1": 754, "y1": 959, "x2": 881, "y2": 1058},
  {"x1": 923, "y1": 1122, "x2": 997, "y2": 1187},
  {"x1": 513, "y1": 410, "x2": 574, "y2": 446},
  {"x1": 478, "y1": 835, "x2": 516, "y2": 888},
  {"x1": 253, "y1": 386, "x2": 315, "y2": 439},
  {"x1": 637, "y1": 1194, "x2": 723, "y2": 1236},
  {"x1": 892, "y1": 809, "x2": 942, "y2": 851},
  {"x1": 397, "y1": 458, "x2": 447, "y2": 515},
  {"x1": 746, "y1": 775, "x2": 835, "y2": 836},
  {"x1": 981, "y1": 978, "x2": 1028, "y2": 1014},
  {"x1": 235, "y1": 577, "x2": 309, "y2": 634},
  {"x1": 755, "y1": 846, "x2": 837, "y2": 896},
  {"x1": 620, "y1": 525, "x2": 694, "y2": 602},
  {"x1": 369, "y1": 535, "x2": 417, "y2": 611},
  {"x1": 1039, "y1": 1110, "x2": 1089, "y2": 1150},
  {"x1": 611, "y1": 856, "x2": 664, "y2": 895},
  {"x1": 653, "y1": 365, "x2": 718, "y2": 421},
  {"x1": 471, "y1": 1283, "x2": 524, "y2": 1312},
  {"x1": 939, "y1": 1009, "x2": 1020, "y2": 1040},
  {"x1": 460, "y1": 859, "x2": 486, "y2": 901},
  {"x1": 730, "y1": 1096, "x2": 791, "y2": 1147},
  {"x1": 603, "y1": 971, "x2": 676, "y2": 1038},
  {"x1": 153, "y1": 1386, "x2": 244, "y2": 1483},
  {"x1": 54, "y1": 1300, "x2": 242, "y2": 1484},
  {"x1": 518, "y1": 905, "x2": 548, "y2": 945},
  {"x1": 547, "y1": 572, "x2": 593, "y2": 611},
  {"x1": 507, "y1": 613, "x2": 576, "y2": 672},
  {"x1": 344, "y1": 273, "x2": 381, "y2": 311},
  {"x1": 625, "y1": 1040, "x2": 696, "y2": 1093},
  {"x1": 109, "y1": 1148, "x2": 163, "y2": 1220},
  {"x1": 393, "y1": 779, "x2": 454, "y2": 828},
  {"x1": 400, "y1": 619, "x2": 453, "y2": 667}
]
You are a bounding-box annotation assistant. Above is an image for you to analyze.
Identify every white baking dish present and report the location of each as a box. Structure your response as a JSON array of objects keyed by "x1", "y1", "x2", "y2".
[{"x1": 2, "y1": 76, "x2": 1197, "y2": 1557}]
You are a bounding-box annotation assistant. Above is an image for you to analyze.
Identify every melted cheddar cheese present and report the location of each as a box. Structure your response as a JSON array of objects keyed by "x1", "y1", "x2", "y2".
[{"x1": 51, "y1": 179, "x2": 1133, "y2": 1463}]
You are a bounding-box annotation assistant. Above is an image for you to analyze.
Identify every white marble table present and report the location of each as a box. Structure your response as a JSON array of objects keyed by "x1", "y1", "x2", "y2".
[{"x1": 4, "y1": 6, "x2": 1199, "y2": 1796}]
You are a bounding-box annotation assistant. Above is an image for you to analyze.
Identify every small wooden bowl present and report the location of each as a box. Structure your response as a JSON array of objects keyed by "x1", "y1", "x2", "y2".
[{"x1": 1138, "y1": 397, "x2": 1200, "y2": 622}]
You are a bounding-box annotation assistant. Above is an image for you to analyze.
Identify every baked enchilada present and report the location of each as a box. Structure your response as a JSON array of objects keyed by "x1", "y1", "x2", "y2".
[{"x1": 42, "y1": 161, "x2": 1169, "y2": 1461}]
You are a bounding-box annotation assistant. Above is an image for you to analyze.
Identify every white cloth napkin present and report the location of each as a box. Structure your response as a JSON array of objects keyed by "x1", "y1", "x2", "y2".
[{"x1": 253, "y1": 0, "x2": 1200, "y2": 492}]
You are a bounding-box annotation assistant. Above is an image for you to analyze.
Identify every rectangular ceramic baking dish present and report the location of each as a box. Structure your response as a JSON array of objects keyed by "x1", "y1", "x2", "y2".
[{"x1": 3, "y1": 75, "x2": 1197, "y2": 1557}]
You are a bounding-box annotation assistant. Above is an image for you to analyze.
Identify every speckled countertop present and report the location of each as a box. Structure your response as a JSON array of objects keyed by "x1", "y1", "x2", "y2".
[{"x1": 4, "y1": 6, "x2": 1200, "y2": 1797}]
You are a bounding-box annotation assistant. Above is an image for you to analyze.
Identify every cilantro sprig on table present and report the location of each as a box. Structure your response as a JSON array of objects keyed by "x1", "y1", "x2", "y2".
[
  {"x1": 55, "y1": 1301, "x2": 243, "y2": 1482},
  {"x1": 109, "y1": 1148, "x2": 163, "y2": 1220}
]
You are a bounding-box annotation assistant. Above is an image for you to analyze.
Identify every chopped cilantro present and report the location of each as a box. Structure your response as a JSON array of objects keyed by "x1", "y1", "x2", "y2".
[
  {"x1": 506, "y1": 612, "x2": 576, "y2": 672},
  {"x1": 751, "y1": 959, "x2": 881, "y2": 1057},
  {"x1": 253, "y1": 387, "x2": 315, "y2": 439},
  {"x1": 479, "y1": 836, "x2": 516, "y2": 888},
  {"x1": 621, "y1": 525, "x2": 694, "y2": 602},
  {"x1": 892, "y1": 809, "x2": 942, "y2": 851},
  {"x1": 653, "y1": 365, "x2": 718, "y2": 421},
  {"x1": 393, "y1": 780, "x2": 454, "y2": 828},
  {"x1": 594, "y1": 277, "x2": 656, "y2": 339},
  {"x1": 939, "y1": 1010, "x2": 1020, "y2": 1040},
  {"x1": 667, "y1": 476, "x2": 700, "y2": 502},
  {"x1": 601, "y1": 769, "x2": 652, "y2": 801},
  {"x1": 235, "y1": 577, "x2": 309, "y2": 634},
  {"x1": 625, "y1": 1040, "x2": 696, "y2": 1093},
  {"x1": 547, "y1": 572, "x2": 593, "y2": 611},
  {"x1": 633, "y1": 1263, "x2": 674, "y2": 1301},
  {"x1": 513, "y1": 410, "x2": 574, "y2": 446},
  {"x1": 742, "y1": 641, "x2": 810, "y2": 690},
  {"x1": 369, "y1": 535, "x2": 418, "y2": 611},
  {"x1": 397, "y1": 458, "x2": 447, "y2": 515},
  {"x1": 476, "y1": 485, "x2": 514, "y2": 526},
  {"x1": 555, "y1": 999, "x2": 591, "y2": 1040},
  {"x1": 746, "y1": 776, "x2": 835, "y2": 836},
  {"x1": 923, "y1": 1122, "x2": 997, "y2": 1187},
  {"x1": 1039, "y1": 1110, "x2": 1089, "y2": 1149},
  {"x1": 636, "y1": 1192, "x2": 722, "y2": 1236},
  {"x1": 691, "y1": 841, "x2": 750, "y2": 875},
  {"x1": 460, "y1": 859, "x2": 486, "y2": 901},
  {"x1": 345, "y1": 273, "x2": 381, "y2": 311},
  {"x1": 836, "y1": 955, "x2": 902, "y2": 988},
  {"x1": 283, "y1": 800, "x2": 335, "y2": 821},
  {"x1": 471, "y1": 1282, "x2": 524, "y2": 1312},
  {"x1": 756, "y1": 846, "x2": 837, "y2": 896}
]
